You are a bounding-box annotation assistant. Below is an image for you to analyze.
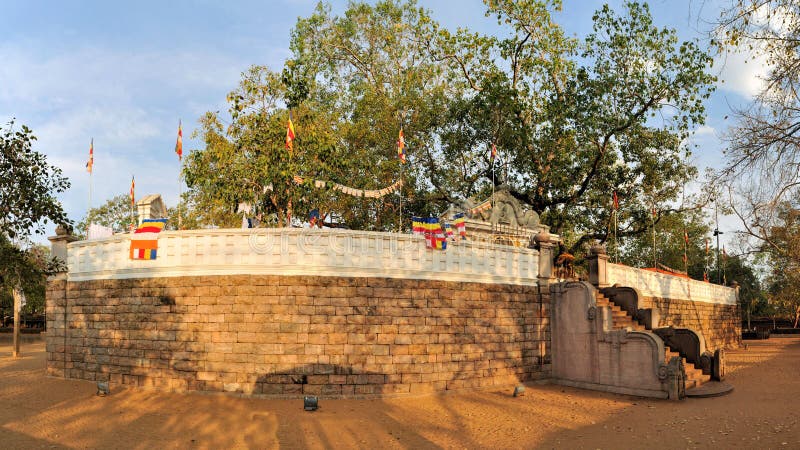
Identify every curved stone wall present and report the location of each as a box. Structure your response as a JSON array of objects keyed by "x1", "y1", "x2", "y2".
[{"x1": 47, "y1": 229, "x2": 550, "y2": 397}]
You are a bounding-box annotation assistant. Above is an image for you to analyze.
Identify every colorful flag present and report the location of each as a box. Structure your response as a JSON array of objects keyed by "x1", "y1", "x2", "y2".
[
  {"x1": 683, "y1": 230, "x2": 689, "y2": 244},
  {"x1": 130, "y1": 176, "x2": 135, "y2": 207},
  {"x1": 414, "y1": 217, "x2": 446, "y2": 249},
  {"x1": 612, "y1": 191, "x2": 619, "y2": 210},
  {"x1": 445, "y1": 223, "x2": 454, "y2": 240},
  {"x1": 490, "y1": 143, "x2": 497, "y2": 161},
  {"x1": 175, "y1": 120, "x2": 183, "y2": 161},
  {"x1": 309, "y1": 209, "x2": 320, "y2": 228},
  {"x1": 130, "y1": 218, "x2": 167, "y2": 260},
  {"x1": 397, "y1": 128, "x2": 406, "y2": 164},
  {"x1": 453, "y1": 213, "x2": 467, "y2": 240},
  {"x1": 86, "y1": 139, "x2": 94, "y2": 174},
  {"x1": 285, "y1": 112, "x2": 296, "y2": 151},
  {"x1": 722, "y1": 246, "x2": 727, "y2": 260},
  {"x1": 651, "y1": 206, "x2": 657, "y2": 218},
  {"x1": 705, "y1": 238, "x2": 710, "y2": 255}
]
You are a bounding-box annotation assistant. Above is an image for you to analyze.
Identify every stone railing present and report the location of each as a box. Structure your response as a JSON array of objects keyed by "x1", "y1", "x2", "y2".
[
  {"x1": 605, "y1": 262, "x2": 736, "y2": 305},
  {"x1": 64, "y1": 228, "x2": 544, "y2": 286}
]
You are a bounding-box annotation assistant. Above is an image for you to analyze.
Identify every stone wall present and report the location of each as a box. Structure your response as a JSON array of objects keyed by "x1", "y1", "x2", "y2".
[
  {"x1": 46, "y1": 274, "x2": 550, "y2": 397},
  {"x1": 641, "y1": 297, "x2": 741, "y2": 350}
]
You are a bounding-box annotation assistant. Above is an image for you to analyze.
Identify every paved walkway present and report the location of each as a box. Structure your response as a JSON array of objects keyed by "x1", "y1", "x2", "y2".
[{"x1": 1, "y1": 337, "x2": 798, "y2": 449}]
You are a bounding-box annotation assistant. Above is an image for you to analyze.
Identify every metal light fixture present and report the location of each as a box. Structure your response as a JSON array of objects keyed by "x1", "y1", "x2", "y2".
[{"x1": 304, "y1": 396, "x2": 318, "y2": 411}]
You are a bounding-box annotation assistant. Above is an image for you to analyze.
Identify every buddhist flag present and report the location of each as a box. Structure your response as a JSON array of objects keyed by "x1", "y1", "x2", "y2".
[
  {"x1": 491, "y1": 143, "x2": 497, "y2": 161},
  {"x1": 683, "y1": 230, "x2": 689, "y2": 244},
  {"x1": 397, "y1": 128, "x2": 406, "y2": 164},
  {"x1": 453, "y1": 213, "x2": 467, "y2": 240},
  {"x1": 130, "y1": 175, "x2": 135, "y2": 207},
  {"x1": 86, "y1": 139, "x2": 94, "y2": 174},
  {"x1": 130, "y1": 218, "x2": 167, "y2": 260},
  {"x1": 285, "y1": 112, "x2": 296, "y2": 151},
  {"x1": 175, "y1": 120, "x2": 183, "y2": 161},
  {"x1": 612, "y1": 191, "x2": 619, "y2": 210},
  {"x1": 705, "y1": 238, "x2": 710, "y2": 255}
]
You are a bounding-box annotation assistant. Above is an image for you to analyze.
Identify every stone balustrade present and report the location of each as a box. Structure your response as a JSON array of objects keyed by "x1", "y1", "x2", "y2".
[
  {"x1": 606, "y1": 263, "x2": 737, "y2": 305},
  {"x1": 66, "y1": 228, "x2": 542, "y2": 286}
]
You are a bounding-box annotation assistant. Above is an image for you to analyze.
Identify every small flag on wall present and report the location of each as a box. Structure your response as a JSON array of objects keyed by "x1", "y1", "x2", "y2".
[
  {"x1": 175, "y1": 120, "x2": 183, "y2": 161},
  {"x1": 86, "y1": 139, "x2": 94, "y2": 174},
  {"x1": 130, "y1": 218, "x2": 167, "y2": 260},
  {"x1": 453, "y1": 213, "x2": 467, "y2": 240}
]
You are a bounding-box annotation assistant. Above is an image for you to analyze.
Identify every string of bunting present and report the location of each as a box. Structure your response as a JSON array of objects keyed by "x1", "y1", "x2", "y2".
[{"x1": 293, "y1": 175, "x2": 403, "y2": 198}]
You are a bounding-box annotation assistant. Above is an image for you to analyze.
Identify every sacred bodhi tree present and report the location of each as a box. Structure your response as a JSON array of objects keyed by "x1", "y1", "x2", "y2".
[
  {"x1": 0, "y1": 120, "x2": 70, "y2": 355},
  {"x1": 185, "y1": 0, "x2": 715, "y2": 254}
]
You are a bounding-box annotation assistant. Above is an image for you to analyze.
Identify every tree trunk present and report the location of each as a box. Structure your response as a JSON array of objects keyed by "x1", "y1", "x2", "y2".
[{"x1": 11, "y1": 286, "x2": 21, "y2": 358}]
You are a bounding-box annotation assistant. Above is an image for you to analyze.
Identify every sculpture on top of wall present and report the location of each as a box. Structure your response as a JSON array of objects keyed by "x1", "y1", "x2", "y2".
[{"x1": 455, "y1": 185, "x2": 540, "y2": 229}]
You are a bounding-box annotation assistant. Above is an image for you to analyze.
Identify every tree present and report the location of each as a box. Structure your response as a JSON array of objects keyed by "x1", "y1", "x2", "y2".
[
  {"x1": 290, "y1": 1, "x2": 715, "y2": 250},
  {"x1": 759, "y1": 203, "x2": 800, "y2": 327},
  {"x1": 184, "y1": 0, "x2": 714, "y2": 243},
  {"x1": 1, "y1": 120, "x2": 70, "y2": 355},
  {"x1": 716, "y1": 1, "x2": 800, "y2": 264},
  {"x1": 75, "y1": 194, "x2": 136, "y2": 237}
]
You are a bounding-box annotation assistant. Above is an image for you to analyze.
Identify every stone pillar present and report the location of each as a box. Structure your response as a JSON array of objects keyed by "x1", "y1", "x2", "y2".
[
  {"x1": 47, "y1": 225, "x2": 79, "y2": 267},
  {"x1": 587, "y1": 243, "x2": 609, "y2": 288},
  {"x1": 533, "y1": 231, "x2": 555, "y2": 285},
  {"x1": 46, "y1": 225, "x2": 75, "y2": 377}
]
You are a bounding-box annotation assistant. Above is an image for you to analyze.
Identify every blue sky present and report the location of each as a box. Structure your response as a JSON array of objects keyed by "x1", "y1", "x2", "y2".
[{"x1": 1, "y1": 0, "x2": 763, "y2": 246}]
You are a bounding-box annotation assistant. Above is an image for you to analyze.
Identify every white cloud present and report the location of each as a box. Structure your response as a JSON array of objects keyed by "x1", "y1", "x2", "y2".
[{"x1": 715, "y1": 47, "x2": 770, "y2": 99}]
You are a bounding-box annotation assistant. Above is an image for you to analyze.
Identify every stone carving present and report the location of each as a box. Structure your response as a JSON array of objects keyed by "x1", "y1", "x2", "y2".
[
  {"x1": 587, "y1": 306, "x2": 596, "y2": 321},
  {"x1": 712, "y1": 348, "x2": 726, "y2": 381},
  {"x1": 666, "y1": 356, "x2": 686, "y2": 400},
  {"x1": 455, "y1": 186, "x2": 540, "y2": 229}
]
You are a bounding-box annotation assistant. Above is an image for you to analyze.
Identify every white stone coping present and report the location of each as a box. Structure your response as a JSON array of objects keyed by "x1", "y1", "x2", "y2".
[
  {"x1": 607, "y1": 263, "x2": 737, "y2": 305},
  {"x1": 66, "y1": 228, "x2": 541, "y2": 286}
]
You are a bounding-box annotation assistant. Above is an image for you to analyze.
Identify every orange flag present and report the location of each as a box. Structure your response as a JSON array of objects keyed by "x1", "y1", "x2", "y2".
[
  {"x1": 175, "y1": 120, "x2": 183, "y2": 161},
  {"x1": 285, "y1": 112, "x2": 296, "y2": 151},
  {"x1": 397, "y1": 128, "x2": 406, "y2": 164},
  {"x1": 130, "y1": 175, "x2": 135, "y2": 207},
  {"x1": 86, "y1": 138, "x2": 94, "y2": 173}
]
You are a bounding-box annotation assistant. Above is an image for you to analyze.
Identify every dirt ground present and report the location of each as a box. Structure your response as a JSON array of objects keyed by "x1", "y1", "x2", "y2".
[{"x1": 1, "y1": 337, "x2": 798, "y2": 449}]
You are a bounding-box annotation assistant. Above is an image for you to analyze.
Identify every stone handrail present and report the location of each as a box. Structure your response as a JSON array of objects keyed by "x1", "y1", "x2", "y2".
[
  {"x1": 606, "y1": 263, "x2": 736, "y2": 305},
  {"x1": 65, "y1": 228, "x2": 541, "y2": 286}
]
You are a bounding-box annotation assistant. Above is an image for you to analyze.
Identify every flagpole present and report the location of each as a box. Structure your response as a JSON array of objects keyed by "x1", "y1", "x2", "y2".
[
  {"x1": 88, "y1": 138, "x2": 93, "y2": 236},
  {"x1": 177, "y1": 119, "x2": 183, "y2": 230},
  {"x1": 399, "y1": 164, "x2": 404, "y2": 233},
  {"x1": 652, "y1": 202, "x2": 657, "y2": 269},
  {"x1": 613, "y1": 208, "x2": 618, "y2": 263}
]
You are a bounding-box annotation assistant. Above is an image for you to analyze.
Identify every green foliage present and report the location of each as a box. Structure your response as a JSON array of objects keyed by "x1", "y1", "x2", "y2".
[
  {"x1": 183, "y1": 0, "x2": 715, "y2": 245},
  {"x1": 76, "y1": 194, "x2": 136, "y2": 237},
  {"x1": 1, "y1": 120, "x2": 70, "y2": 308},
  {"x1": 1, "y1": 121, "x2": 71, "y2": 239}
]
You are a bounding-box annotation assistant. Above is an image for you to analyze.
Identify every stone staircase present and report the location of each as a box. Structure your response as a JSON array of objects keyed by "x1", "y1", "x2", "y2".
[{"x1": 595, "y1": 292, "x2": 710, "y2": 389}]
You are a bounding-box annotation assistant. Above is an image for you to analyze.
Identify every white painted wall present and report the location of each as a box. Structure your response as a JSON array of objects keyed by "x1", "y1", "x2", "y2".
[
  {"x1": 66, "y1": 228, "x2": 541, "y2": 286},
  {"x1": 607, "y1": 263, "x2": 737, "y2": 305}
]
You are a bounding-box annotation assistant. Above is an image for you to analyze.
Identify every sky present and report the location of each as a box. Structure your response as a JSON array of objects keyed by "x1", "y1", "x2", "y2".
[{"x1": 1, "y1": 0, "x2": 766, "y2": 248}]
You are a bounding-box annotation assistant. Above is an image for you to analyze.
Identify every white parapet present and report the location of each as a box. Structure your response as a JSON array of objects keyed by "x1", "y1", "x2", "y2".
[
  {"x1": 606, "y1": 263, "x2": 737, "y2": 305},
  {"x1": 66, "y1": 228, "x2": 541, "y2": 286}
]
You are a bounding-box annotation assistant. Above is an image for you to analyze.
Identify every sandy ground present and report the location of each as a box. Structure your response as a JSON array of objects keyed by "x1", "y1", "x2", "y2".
[{"x1": 1, "y1": 338, "x2": 798, "y2": 449}]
